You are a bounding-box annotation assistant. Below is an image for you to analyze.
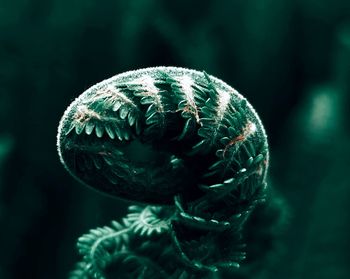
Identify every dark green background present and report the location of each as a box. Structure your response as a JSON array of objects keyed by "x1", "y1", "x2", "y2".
[{"x1": 1, "y1": 0, "x2": 349, "y2": 278}]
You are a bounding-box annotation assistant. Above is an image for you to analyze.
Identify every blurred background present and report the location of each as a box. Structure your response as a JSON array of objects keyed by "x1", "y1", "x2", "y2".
[{"x1": 0, "y1": 0, "x2": 350, "y2": 278}]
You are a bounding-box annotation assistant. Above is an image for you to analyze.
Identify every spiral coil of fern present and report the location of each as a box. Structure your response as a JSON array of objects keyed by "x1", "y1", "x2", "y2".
[{"x1": 58, "y1": 67, "x2": 269, "y2": 278}]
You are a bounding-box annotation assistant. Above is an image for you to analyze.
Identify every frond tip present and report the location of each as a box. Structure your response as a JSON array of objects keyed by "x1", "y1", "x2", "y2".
[
  {"x1": 57, "y1": 66, "x2": 268, "y2": 205},
  {"x1": 127, "y1": 205, "x2": 174, "y2": 236}
]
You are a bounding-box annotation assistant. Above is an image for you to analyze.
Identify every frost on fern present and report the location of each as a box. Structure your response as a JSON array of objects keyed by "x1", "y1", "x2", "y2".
[{"x1": 57, "y1": 67, "x2": 282, "y2": 279}]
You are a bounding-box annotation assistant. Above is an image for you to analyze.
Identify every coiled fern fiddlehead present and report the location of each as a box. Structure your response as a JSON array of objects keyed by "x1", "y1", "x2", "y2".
[{"x1": 57, "y1": 67, "x2": 270, "y2": 278}]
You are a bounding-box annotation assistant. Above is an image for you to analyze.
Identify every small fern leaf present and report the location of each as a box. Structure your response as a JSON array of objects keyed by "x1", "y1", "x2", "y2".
[
  {"x1": 177, "y1": 118, "x2": 194, "y2": 140},
  {"x1": 127, "y1": 205, "x2": 173, "y2": 237},
  {"x1": 75, "y1": 220, "x2": 132, "y2": 277}
]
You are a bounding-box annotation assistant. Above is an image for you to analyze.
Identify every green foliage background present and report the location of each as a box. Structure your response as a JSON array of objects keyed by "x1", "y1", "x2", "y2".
[{"x1": 0, "y1": 0, "x2": 349, "y2": 278}]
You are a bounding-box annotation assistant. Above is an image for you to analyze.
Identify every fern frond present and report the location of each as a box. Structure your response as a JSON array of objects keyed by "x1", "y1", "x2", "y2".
[
  {"x1": 76, "y1": 219, "x2": 132, "y2": 277},
  {"x1": 126, "y1": 205, "x2": 174, "y2": 237},
  {"x1": 58, "y1": 67, "x2": 268, "y2": 206},
  {"x1": 58, "y1": 67, "x2": 274, "y2": 279}
]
